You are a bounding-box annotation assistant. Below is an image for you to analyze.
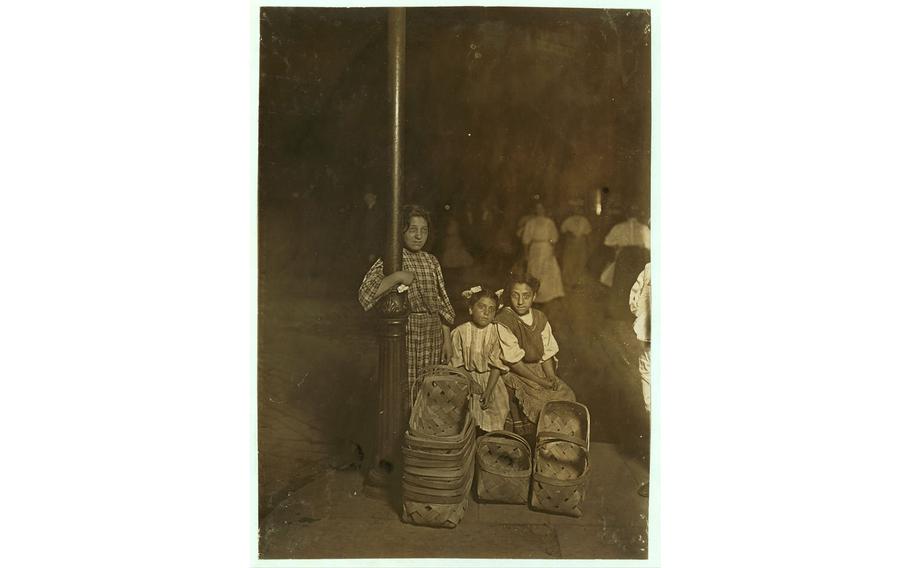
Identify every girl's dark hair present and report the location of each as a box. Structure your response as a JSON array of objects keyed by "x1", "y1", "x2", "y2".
[
  {"x1": 400, "y1": 204, "x2": 433, "y2": 249},
  {"x1": 464, "y1": 287, "x2": 499, "y2": 311},
  {"x1": 401, "y1": 204, "x2": 431, "y2": 234},
  {"x1": 504, "y1": 271, "x2": 541, "y2": 295}
]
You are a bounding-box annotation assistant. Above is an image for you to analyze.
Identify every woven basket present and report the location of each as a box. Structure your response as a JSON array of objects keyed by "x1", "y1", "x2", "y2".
[
  {"x1": 402, "y1": 455, "x2": 475, "y2": 529},
  {"x1": 405, "y1": 408, "x2": 475, "y2": 454},
  {"x1": 400, "y1": 366, "x2": 478, "y2": 529},
  {"x1": 409, "y1": 366, "x2": 475, "y2": 437},
  {"x1": 530, "y1": 401, "x2": 591, "y2": 517},
  {"x1": 402, "y1": 436, "x2": 477, "y2": 478},
  {"x1": 402, "y1": 451, "x2": 475, "y2": 501},
  {"x1": 536, "y1": 400, "x2": 590, "y2": 443},
  {"x1": 476, "y1": 430, "x2": 532, "y2": 504}
]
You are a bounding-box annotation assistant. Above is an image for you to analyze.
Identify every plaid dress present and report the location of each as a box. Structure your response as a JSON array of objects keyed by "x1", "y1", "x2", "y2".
[{"x1": 358, "y1": 249, "x2": 456, "y2": 407}]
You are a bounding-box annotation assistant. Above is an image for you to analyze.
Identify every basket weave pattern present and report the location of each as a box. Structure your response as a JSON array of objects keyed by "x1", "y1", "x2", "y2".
[
  {"x1": 537, "y1": 401, "x2": 588, "y2": 440},
  {"x1": 408, "y1": 365, "x2": 474, "y2": 437},
  {"x1": 530, "y1": 401, "x2": 591, "y2": 518},
  {"x1": 476, "y1": 430, "x2": 532, "y2": 504},
  {"x1": 401, "y1": 366, "x2": 477, "y2": 528}
]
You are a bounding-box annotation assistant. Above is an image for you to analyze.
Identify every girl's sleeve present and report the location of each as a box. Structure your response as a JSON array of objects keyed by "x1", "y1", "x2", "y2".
[
  {"x1": 496, "y1": 323, "x2": 525, "y2": 364},
  {"x1": 434, "y1": 257, "x2": 456, "y2": 325},
  {"x1": 488, "y1": 329, "x2": 510, "y2": 371},
  {"x1": 450, "y1": 327, "x2": 465, "y2": 368},
  {"x1": 358, "y1": 258, "x2": 385, "y2": 311},
  {"x1": 603, "y1": 226, "x2": 621, "y2": 247},
  {"x1": 629, "y1": 268, "x2": 646, "y2": 316},
  {"x1": 541, "y1": 322, "x2": 560, "y2": 360}
]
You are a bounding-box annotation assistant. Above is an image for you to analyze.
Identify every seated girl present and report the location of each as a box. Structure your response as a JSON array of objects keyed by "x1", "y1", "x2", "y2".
[
  {"x1": 450, "y1": 286, "x2": 510, "y2": 433},
  {"x1": 494, "y1": 272, "x2": 575, "y2": 442}
]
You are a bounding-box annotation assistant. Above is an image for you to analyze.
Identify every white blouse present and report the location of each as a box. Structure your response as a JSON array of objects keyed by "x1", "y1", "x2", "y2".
[
  {"x1": 450, "y1": 322, "x2": 509, "y2": 372},
  {"x1": 495, "y1": 310, "x2": 559, "y2": 364},
  {"x1": 603, "y1": 218, "x2": 651, "y2": 249},
  {"x1": 629, "y1": 263, "x2": 652, "y2": 342},
  {"x1": 521, "y1": 216, "x2": 559, "y2": 246},
  {"x1": 560, "y1": 215, "x2": 592, "y2": 237}
]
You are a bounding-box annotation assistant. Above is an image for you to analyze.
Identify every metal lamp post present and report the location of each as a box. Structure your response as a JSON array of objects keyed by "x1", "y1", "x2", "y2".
[{"x1": 364, "y1": 7, "x2": 409, "y2": 496}]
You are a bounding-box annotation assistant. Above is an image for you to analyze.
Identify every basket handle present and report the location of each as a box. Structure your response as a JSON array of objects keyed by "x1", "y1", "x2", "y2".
[
  {"x1": 477, "y1": 458, "x2": 531, "y2": 477},
  {"x1": 536, "y1": 430, "x2": 587, "y2": 448},
  {"x1": 405, "y1": 418, "x2": 475, "y2": 448},
  {"x1": 581, "y1": 403, "x2": 591, "y2": 452},
  {"x1": 479, "y1": 430, "x2": 531, "y2": 453},
  {"x1": 532, "y1": 467, "x2": 589, "y2": 485},
  {"x1": 414, "y1": 365, "x2": 474, "y2": 396},
  {"x1": 418, "y1": 364, "x2": 473, "y2": 383},
  {"x1": 535, "y1": 401, "x2": 592, "y2": 451}
]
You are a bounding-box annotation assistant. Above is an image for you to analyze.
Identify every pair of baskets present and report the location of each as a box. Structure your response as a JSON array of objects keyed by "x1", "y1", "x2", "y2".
[
  {"x1": 475, "y1": 401, "x2": 590, "y2": 518},
  {"x1": 401, "y1": 366, "x2": 477, "y2": 529}
]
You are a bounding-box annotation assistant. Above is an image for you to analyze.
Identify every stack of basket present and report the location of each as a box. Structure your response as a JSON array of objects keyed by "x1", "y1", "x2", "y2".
[
  {"x1": 530, "y1": 400, "x2": 591, "y2": 517},
  {"x1": 475, "y1": 430, "x2": 532, "y2": 504},
  {"x1": 401, "y1": 365, "x2": 477, "y2": 529}
]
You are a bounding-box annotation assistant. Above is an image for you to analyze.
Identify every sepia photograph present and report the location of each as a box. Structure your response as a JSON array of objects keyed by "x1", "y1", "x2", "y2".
[
  {"x1": 9, "y1": 2, "x2": 910, "y2": 567},
  {"x1": 256, "y1": 3, "x2": 655, "y2": 560}
]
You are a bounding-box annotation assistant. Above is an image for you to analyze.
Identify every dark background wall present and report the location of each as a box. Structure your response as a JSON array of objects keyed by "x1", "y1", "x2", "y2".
[{"x1": 258, "y1": 6, "x2": 650, "y2": 297}]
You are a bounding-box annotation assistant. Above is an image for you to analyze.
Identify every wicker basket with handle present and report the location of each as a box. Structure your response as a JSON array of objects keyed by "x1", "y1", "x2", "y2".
[
  {"x1": 409, "y1": 365, "x2": 475, "y2": 438},
  {"x1": 400, "y1": 365, "x2": 478, "y2": 528},
  {"x1": 536, "y1": 400, "x2": 589, "y2": 442},
  {"x1": 475, "y1": 430, "x2": 532, "y2": 504},
  {"x1": 404, "y1": 406, "x2": 475, "y2": 454},
  {"x1": 530, "y1": 401, "x2": 591, "y2": 517}
]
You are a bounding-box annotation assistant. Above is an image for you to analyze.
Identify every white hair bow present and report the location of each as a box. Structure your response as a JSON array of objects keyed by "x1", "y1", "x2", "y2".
[{"x1": 461, "y1": 285, "x2": 482, "y2": 299}]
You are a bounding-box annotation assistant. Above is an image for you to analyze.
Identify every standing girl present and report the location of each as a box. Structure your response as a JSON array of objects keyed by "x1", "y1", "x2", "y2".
[
  {"x1": 358, "y1": 204, "x2": 457, "y2": 405},
  {"x1": 494, "y1": 272, "x2": 575, "y2": 442},
  {"x1": 450, "y1": 286, "x2": 510, "y2": 433}
]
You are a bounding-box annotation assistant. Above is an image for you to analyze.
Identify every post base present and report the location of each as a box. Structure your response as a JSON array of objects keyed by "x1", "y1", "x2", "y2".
[{"x1": 363, "y1": 459, "x2": 397, "y2": 499}]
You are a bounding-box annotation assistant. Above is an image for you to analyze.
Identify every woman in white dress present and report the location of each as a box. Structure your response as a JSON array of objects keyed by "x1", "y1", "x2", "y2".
[{"x1": 519, "y1": 203, "x2": 565, "y2": 304}]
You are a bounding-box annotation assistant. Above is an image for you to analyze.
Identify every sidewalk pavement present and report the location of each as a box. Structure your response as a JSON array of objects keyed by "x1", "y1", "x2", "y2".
[{"x1": 260, "y1": 442, "x2": 650, "y2": 560}]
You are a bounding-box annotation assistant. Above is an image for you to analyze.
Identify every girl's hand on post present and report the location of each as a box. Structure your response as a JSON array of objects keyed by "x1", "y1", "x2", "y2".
[{"x1": 397, "y1": 271, "x2": 416, "y2": 285}]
